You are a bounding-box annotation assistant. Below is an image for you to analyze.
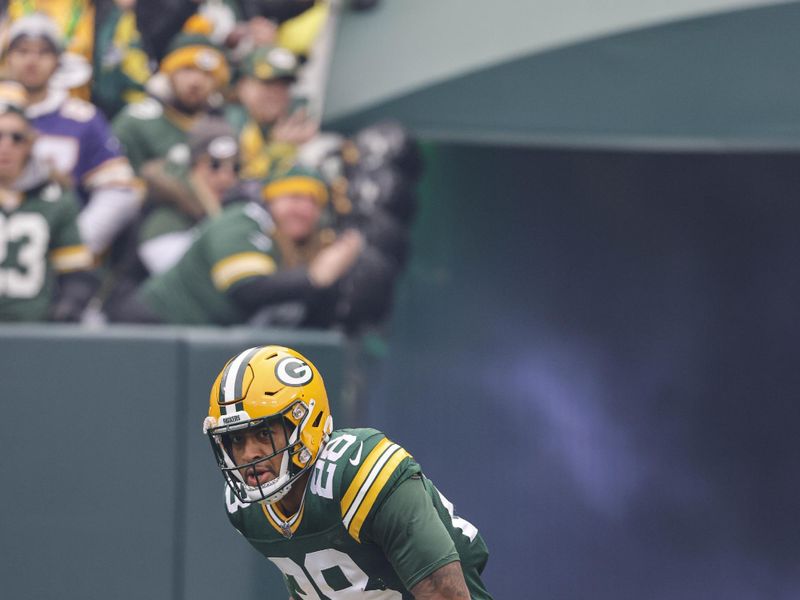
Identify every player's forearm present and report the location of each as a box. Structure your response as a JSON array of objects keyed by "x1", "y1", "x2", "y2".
[{"x1": 411, "y1": 561, "x2": 471, "y2": 600}]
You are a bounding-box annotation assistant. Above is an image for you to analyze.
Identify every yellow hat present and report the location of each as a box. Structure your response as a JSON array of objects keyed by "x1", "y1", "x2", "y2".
[
  {"x1": 262, "y1": 167, "x2": 329, "y2": 206},
  {"x1": 160, "y1": 31, "x2": 230, "y2": 88}
]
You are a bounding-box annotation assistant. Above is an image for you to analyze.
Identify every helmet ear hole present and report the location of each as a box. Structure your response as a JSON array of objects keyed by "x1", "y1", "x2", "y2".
[{"x1": 312, "y1": 411, "x2": 323, "y2": 428}]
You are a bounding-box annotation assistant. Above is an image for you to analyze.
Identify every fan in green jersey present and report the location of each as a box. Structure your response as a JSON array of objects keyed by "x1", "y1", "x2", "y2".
[
  {"x1": 111, "y1": 19, "x2": 230, "y2": 173},
  {"x1": 136, "y1": 116, "x2": 243, "y2": 275},
  {"x1": 204, "y1": 345, "x2": 493, "y2": 599},
  {"x1": 0, "y1": 81, "x2": 95, "y2": 322},
  {"x1": 111, "y1": 166, "x2": 362, "y2": 326}
]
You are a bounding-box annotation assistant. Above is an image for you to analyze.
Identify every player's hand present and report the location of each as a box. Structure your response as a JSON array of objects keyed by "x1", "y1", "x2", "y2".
[
  {"x1": 308, "y1": 230, "x2": 364, "y2": 288},
  {"x1": 271, "y1": 108, "x2": 319, "y2": 146}
]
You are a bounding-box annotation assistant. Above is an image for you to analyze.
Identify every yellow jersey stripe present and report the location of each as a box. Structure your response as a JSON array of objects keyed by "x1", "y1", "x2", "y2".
[
  {"x1": 211, "y1": 252, "x2": 276, "y2": 290},
  {"x1": 50, "y1": 245, "x2": 93, "y2": 272},
  {"x1": 261, "y1": 501, "x2": 305, "y2": 536},
  {"x1": 346, "y1": 446, "x2": 410, "y2": 542},
  {"x1": 340, "y1": 438, "x2": 393, "y2": 518}
]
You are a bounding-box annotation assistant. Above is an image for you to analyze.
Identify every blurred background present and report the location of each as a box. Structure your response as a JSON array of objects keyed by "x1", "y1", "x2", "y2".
[{"x1": 3, "y1": 0, "x2": 800, "y2": 598}]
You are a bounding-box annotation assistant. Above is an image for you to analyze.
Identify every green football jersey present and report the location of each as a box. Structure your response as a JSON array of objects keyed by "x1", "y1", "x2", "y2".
[
  {"x1": 140, "y1": 201, "x2": 279, "y2": 325},
  {"x1": 139, "y1": 205, "x2": 194, "y2": 244},
  {"x1": 111, "y1": 98, "x2": 192, "y2": 172},
  {"x1": 139, "y1": 158, "x2": 198, "y2": 243},
  {"x1": 0, "y1": 182, "x2": 92, "y2": 321},
  {"x1": 224, "y1": 428, "x2": 492, "y2": 599}
]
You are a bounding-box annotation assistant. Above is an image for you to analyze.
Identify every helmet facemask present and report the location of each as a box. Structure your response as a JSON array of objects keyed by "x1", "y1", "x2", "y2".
[{"x1": 205, "y1": 399, "x2": 317, "y2": 504}]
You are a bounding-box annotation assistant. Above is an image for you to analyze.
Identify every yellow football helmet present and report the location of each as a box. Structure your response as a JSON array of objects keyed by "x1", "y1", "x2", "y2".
[{"x1": 203, "y1": 345, "x2": 333, "y2": 504}]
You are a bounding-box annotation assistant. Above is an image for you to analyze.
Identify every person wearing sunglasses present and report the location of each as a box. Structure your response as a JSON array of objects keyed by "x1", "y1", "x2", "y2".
[
  {"x1": 3, "y1": 13, "x2": 143, "y2": 260},
  {"x1": 136, "y1": 116, "x2": 247, "y2": 276},
  {"x1": 0, "y1": 80, "x2": 96, "y2": 322}
]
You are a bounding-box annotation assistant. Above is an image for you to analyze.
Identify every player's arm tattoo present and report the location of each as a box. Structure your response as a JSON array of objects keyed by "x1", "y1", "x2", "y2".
[{"x1": 411, "y1": 561, "x2": 471, "y2": 599}]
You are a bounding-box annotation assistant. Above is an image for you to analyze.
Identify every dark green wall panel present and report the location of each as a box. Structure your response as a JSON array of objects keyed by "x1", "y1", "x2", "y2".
[
  {"x1": 0, "y1": 326, "x2": 182, "y2": 599},
  {"x1": 0, "y1": 325, "x2": 348, "y2": 600}
]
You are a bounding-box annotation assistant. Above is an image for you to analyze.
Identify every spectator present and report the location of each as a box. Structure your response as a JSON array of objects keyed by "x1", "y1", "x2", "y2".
[
  {"x1": 112, "y1": 21, "x2": 230, "y2": 172},
  {"x1": 1, "y1": 0, "x2": 151, "y2": 105},
  {"x1": 137, "y1": 116, "x2": 244, "y2": 274},
  {"x1": 0, "y1": 80, "x2": 96, "y2": 322},
  {"x1": 231, "y1": 44, "x2": 317, "y2": 182},
  {"x1": 4, "y1": 13, "x2": 143, "y2": 257},
  {"x1": 110, "y1": 165, "x2": 362, "y2": 326},
  {"x1": 92, "y1": 0, "x2": 153, "y2": 118},
  {"x1": 135, "y1": 0, "x2": 316, "y2": 63}
]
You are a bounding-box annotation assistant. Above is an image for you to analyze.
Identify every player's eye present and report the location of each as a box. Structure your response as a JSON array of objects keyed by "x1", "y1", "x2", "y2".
[
  {"x1": 229, "y1": 433, "x2": 245, "y2": 446},
  {"x1": 256, "y1": 428, "x2": 272, "y2": 442}
]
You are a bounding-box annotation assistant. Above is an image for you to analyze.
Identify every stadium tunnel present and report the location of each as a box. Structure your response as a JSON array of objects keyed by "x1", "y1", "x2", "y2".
[{"x1": 326, "y1": 2, "x2": 800, "y2": 599}]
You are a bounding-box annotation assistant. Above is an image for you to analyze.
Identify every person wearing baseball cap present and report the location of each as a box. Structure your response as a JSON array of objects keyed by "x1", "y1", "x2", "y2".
[
  {"x1": 232, "y1": 44, "x2": 318, "y2": 181},
  {"x1": 0, "y1": 79, "x2": 97, "y2": 323}
]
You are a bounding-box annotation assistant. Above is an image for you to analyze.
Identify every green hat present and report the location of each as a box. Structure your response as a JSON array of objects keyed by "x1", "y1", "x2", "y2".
[
  {"x1": 240, "y1": 46, "x2": 299, "y2": 83},
  {"x1": 262, "y1": 166, "x2": 328, "y2": 205}
]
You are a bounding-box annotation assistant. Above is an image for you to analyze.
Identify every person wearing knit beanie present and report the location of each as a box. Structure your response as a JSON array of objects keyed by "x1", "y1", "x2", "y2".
[
  {"x1": 157, "y1": 16, "x2": 230, "y2": 116},
  {"x1": 111, "y1": 15, "x2": 231, "y2": 173}
]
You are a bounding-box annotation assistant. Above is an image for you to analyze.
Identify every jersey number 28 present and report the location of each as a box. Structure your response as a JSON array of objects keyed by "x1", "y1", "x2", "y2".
[{"x1": 269, "y1": 549, "x2": 401, "y2": 600}]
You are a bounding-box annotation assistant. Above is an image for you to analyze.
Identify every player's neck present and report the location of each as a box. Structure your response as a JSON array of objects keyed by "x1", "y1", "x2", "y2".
[{"x1": 277, "y1": 471, "x2": 310, "y2": 516}]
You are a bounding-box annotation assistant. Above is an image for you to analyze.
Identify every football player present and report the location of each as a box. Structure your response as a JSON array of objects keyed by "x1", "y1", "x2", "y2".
[
  {"x1": 204, "y1": 345, "x2": 493, "y2": 599},
  {"x1": 4, "y1": 13, "x2": 143, "y2": 257},
  {"x1": 0, "y1": 80, "x2": 95, "y2": 321}
]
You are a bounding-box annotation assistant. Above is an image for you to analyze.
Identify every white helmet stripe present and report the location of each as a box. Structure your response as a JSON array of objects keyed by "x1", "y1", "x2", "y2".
[{"x1": 221, "y1": 346, "x2": 260, "y2": 414}]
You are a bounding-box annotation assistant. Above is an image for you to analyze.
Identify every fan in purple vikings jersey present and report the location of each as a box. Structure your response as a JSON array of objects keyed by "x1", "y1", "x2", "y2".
[
  {"x1": 0, "y1": 80, "x2": 96, "y2": 322},
  {"x1": 4, "y1": 13, "x2": 143, "y2": 257}
]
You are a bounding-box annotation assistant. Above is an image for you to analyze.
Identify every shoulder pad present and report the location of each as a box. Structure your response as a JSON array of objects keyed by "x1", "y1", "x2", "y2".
[
  {"x1": 60, "y1": 98, "x2": 97, "y2": 123},
  {"x1": 309, "y1": 429, "x2": 413, "y2": 542},
  {"x1": 126, "y1": 98, "x2": 163, "y2": 120}
]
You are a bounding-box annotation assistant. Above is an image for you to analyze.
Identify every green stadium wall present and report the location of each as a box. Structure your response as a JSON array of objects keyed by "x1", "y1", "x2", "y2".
[{"x1": 0, "y1": 325, "x2": 347, "y2": 600}]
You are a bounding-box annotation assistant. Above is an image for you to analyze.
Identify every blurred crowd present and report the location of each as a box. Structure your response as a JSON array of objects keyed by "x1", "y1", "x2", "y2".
[{"x1": 0, "y1": 0, "x2": 420, "y2": 333}]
